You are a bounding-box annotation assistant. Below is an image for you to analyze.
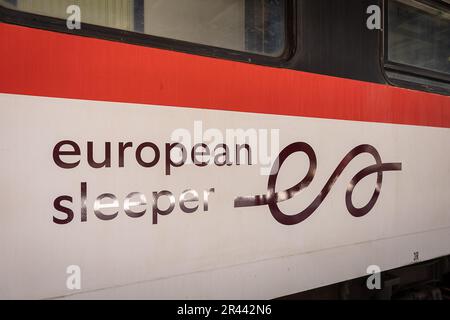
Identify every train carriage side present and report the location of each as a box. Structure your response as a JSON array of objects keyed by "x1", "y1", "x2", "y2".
[{"x1": 0, "y1": 0, "x2": 449, "y2": 299}]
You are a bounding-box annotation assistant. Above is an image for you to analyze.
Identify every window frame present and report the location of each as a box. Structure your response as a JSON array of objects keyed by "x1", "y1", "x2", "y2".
[
  {"x1": 0, "y1": 0, "x2": 296, "y2": 68},
  {"x1": 382, "y1": 0, "x2": 450, "y2": 94}
]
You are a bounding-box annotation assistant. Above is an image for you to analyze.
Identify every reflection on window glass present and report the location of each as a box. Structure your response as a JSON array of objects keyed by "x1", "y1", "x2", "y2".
[
  {"x1": 388, "y1": 0, "x2": 450, "y2": 75},
  {"x1": 0, "y1": 0, "x2": 286, "y2": 57}
]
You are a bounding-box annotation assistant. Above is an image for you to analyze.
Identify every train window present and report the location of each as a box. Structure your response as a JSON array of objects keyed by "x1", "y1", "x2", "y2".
[
  {"x1": 0, "y1": 0, "x2": 286, "y2": 57},
  {"x1": 386, "y1": 0, "x2": 450, "y2": 89}
]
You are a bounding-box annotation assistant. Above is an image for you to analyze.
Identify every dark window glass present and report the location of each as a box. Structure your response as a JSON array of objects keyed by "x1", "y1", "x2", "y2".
[
  {"x1": 388, "y1": 0, "x2": 450, "y2": 76},
  {"x1": 0, "y1": 0, "x2": 286, "y2": 57}
]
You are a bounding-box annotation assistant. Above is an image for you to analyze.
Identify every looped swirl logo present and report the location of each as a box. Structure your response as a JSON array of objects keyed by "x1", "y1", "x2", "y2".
[{"x1": 234, "y1": 142, "x2": 402, "y2": 225}]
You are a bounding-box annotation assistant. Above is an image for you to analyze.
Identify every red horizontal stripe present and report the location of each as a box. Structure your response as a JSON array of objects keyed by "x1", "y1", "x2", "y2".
[{"x1": 0, "y1": 23, "x2": 449, "y2": 128}]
